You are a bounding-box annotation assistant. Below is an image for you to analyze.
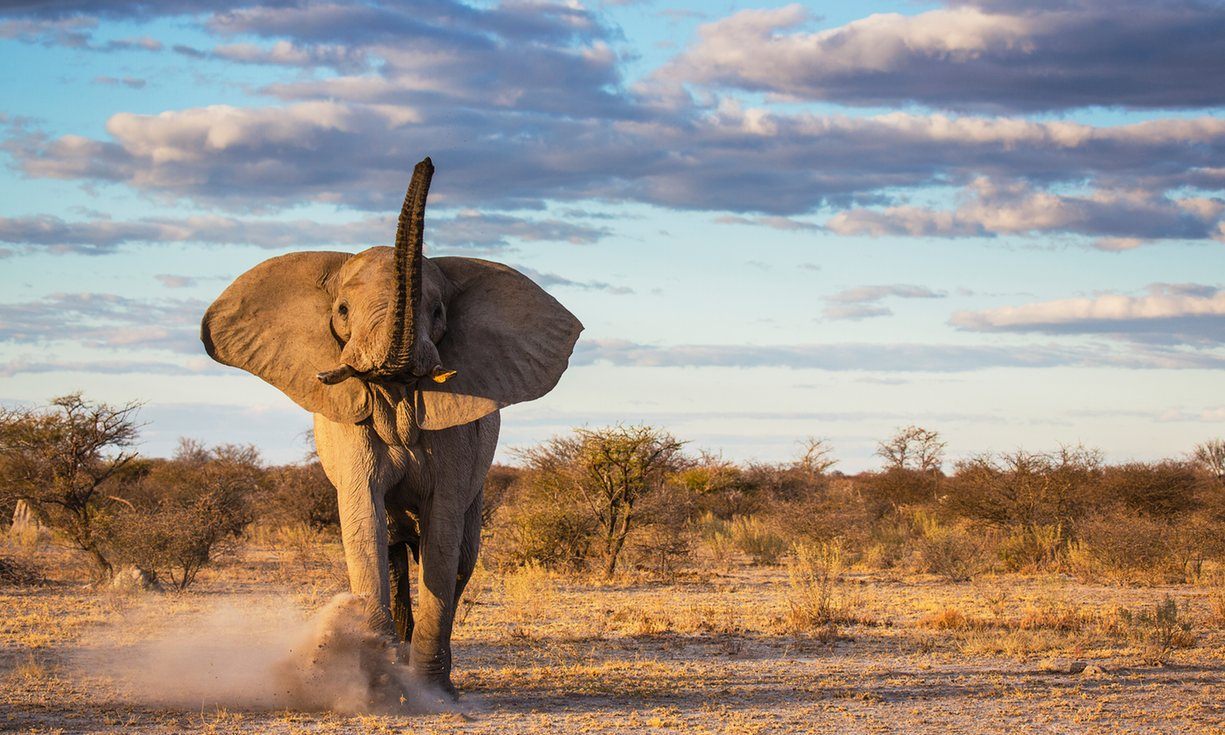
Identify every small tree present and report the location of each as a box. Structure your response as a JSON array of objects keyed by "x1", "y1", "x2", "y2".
[
  {"x1": 876, "y1": 425, "x2": 945, "y2": 473},
  {"x1": 797, "y1": 437, "x2": 838, "y2": 480},
  {"x1": 1193, "y1": 439, "x2": 1225, "y2": 484},
  {"x1": 519, "y1": 425, "x2": 686, "y2": 576},
  {"x1": 0, "y1": 393, "x2": 141, "y2": 578},
  {"x1": 867, "y1": 426, "x2": 946, "y2": 513}
]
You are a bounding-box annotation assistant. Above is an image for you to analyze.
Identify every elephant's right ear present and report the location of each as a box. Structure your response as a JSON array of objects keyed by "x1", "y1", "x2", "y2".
[{"x1": 201, "y1": 251, "x2": 372, "y2": 424}]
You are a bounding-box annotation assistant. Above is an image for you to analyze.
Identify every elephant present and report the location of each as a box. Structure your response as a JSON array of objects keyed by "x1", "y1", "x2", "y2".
[{"x1": 200, "y1": 157, "x2": 583, "y2": 697}]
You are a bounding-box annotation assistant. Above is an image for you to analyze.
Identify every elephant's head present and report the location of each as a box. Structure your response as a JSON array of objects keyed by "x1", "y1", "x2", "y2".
[{"x1": 200, "y1": 157, "x2": 583, "y2": 432}]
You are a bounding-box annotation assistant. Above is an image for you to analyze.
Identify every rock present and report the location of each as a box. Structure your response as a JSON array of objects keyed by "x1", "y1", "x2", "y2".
[
  {"x1": 109, "y1": 566, "x2": 162, "y2": 592},
  {"x1": 1037, "y1": 658, "x2": 1088, "y2": 674},
  {"x1": 1080, "y1": 663, "x2": 1109, "y2": 677}
]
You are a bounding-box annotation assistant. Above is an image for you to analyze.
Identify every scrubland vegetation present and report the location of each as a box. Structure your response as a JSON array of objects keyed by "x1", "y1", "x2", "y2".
[
  {"x1": 3, "y1": 394, "x2": 1225, "y2": 733},
  {"x1": 487, "y1": 427, "x2": 1225, "y2": 591}
]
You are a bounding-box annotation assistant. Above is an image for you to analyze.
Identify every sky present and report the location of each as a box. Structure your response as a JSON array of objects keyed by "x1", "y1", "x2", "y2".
[{"x1": 0, "y1": 0, "x2": 1222, "y2": 471}]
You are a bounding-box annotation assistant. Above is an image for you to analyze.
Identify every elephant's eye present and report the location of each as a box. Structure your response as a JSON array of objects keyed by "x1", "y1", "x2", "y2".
[
  {"x1": 337, "y1": 303, "x2": 349, "y2": 318},
  {"x1": 433, "y1": 303, "x2": 444, "y2": 322}
]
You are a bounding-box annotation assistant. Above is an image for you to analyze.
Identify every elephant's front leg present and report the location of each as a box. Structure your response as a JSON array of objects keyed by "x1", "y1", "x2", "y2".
[
  {"x1": 314, "y1": 414, "x2": 400, "y2": 636},
  {"x1": 409, "y1": 488, "x2": 468, "y2": 696},
  {"x1": 408, "y1": 414, "x2": 498, "y2": 697}
]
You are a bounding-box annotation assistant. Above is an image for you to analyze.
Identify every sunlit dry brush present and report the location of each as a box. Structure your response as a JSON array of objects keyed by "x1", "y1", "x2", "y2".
[
  {"x1": 5, "y1": 424, "x2": 1225, "y2": 733},
  {"x1": 5, "y1": 536, "x2": 1225, "y2": 734}
]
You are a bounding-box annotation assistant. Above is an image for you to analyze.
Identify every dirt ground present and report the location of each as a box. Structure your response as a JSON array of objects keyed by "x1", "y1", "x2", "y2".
[{"x1": 2, "y1": 539, "x2": 1224, "y2": 735}]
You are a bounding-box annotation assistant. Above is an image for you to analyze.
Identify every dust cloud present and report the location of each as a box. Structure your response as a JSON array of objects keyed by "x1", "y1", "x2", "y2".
[{"x1": 77, "y1": 593, "x2": 451, "y2": 714}]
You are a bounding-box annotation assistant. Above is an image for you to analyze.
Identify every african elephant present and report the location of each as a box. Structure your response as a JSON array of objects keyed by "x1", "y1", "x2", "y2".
[{"x1": 200, "y1": 158, "x2": 583, "y2": 696}]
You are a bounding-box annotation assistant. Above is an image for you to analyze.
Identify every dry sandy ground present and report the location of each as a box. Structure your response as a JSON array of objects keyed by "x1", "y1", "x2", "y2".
[{"x1": 2, "y1": 542, "x2": 1224, "y2": 734}]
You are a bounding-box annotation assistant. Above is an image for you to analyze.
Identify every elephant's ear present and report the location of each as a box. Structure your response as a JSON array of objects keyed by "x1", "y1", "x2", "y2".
[
  {"x1": 418, "y1": 257, "x2": 583, "y2": 430},
  {"x1": 201, "y1": 251, "x2": 372, "y2": 424}
]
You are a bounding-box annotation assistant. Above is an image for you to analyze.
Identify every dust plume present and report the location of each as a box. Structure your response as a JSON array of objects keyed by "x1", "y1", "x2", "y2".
[{"x1": 77, "y1": 593, "x2": 451, "y2": 714}]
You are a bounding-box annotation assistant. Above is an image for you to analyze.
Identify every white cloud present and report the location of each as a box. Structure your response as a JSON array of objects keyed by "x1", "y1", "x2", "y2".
[
  {"x1": 823, "y1": 284, "x2": 947, "y2": 321},
  {"x1": 660, "y1": 0, "x2": 1225, "y2": 111},
  {"x1": 827, "y1": 179, "x2": 1225, "y2": 246},
  {"x1": 0, "y1": 211, "x2": 611, "y2": 256},
  {"x1": 951, "y1": 283, "x2": 1225, "y2": 345}
]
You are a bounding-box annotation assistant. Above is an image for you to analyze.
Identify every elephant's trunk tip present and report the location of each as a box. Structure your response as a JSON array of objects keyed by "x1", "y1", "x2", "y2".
[{"x1": 317, "y1": 365, "x2": 357, "y2": 384}]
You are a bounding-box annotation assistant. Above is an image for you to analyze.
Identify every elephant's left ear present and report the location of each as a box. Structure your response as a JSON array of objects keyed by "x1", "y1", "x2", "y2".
[{"x1": 416, "y1": 257, "x2": 583, "y2": 430}]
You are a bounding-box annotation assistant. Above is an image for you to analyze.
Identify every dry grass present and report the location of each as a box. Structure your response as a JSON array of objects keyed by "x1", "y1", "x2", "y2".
[
  {"x1": 1202, "y1": 573, "x2": 1225, "y2": 629},
  {"x1": 2, "y1": 536, "x2": 1225, "y2": 734},
  {"x1": 916, "y1": 607, "x2": 982, "y2": 630}
]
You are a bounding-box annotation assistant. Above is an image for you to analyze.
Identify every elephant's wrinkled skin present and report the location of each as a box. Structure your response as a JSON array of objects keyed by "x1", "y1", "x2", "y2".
[{"x1": 200, "y1": 159, "x2": 583, "y2": 695}]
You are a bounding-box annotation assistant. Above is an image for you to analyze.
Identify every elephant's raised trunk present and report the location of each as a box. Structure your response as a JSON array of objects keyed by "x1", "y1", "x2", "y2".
[{"x1": 372, "y1": 156, "x2": 433, "y2": 379}]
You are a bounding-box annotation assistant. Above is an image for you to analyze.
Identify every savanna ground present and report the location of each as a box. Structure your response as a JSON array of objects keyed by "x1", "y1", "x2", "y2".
[{"x1": 3, "y1": 531, "x2": 1224, "y2": 735}]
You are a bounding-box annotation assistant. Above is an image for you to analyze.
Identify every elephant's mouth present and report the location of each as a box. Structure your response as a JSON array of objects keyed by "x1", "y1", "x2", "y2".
[{"x1": 317, "y1": 363, "x2": 456, "y2": 386}]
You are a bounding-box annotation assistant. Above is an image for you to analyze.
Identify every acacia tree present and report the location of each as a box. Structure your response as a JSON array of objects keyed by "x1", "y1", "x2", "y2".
[
  {"x1": 520, "y1": 425, "x2": 686, "y2": 576},
  {"x1": 877, "y1": 425, "x2": 946, "y2": 473},
  {"x1": 797, "y1": 437, "x2": 838, "y2": 480},
  {"x1": 0, "y1": 393, "x2": 142, "y2": 578}
]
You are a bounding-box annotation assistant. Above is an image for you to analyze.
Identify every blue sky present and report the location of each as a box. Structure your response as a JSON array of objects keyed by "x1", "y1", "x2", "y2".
[{"x1": 1, "y1": 0, "x2": 1222, "y2": 470}]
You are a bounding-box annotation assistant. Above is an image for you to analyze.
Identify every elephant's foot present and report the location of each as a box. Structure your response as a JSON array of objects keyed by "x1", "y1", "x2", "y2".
[
  {"x1": 408, "y1": 664, "x2": 458, "y2": 703},
  {"x1": 407, "y1": 648, "x2": 458, "y2": 703}
]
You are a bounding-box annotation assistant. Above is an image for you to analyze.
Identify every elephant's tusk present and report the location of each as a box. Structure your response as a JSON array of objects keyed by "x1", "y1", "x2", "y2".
[
  {"x1": 317, "y1": 365, "x2": 357, "y2": 384},
  {"x1": 431, "y1": 367, "x2": 458, "y2": 384}
]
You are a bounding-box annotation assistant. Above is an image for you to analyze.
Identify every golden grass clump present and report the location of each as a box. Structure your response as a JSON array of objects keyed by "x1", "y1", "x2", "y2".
[{"x1": 916, "y1": 607, "x2": 980, "y2": 630}]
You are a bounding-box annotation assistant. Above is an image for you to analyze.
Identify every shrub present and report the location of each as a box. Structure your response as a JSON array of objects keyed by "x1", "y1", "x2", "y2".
[
  {"x1": 767, "y1": 479, "x2": 872, "y2": 552},
  {"x1": 1191, "y1": 439, "x2": 1225, "y2": 485},
  {"x1": 728, "y1": 515, "x2": 788, "y2": 565},
  {"x1": 695, "y1": 512, "x2": 736, "y2": 568},
  {"x1": 264, "y1": 523, "x2": 345, "y2": 587},
  {"x1": 0, "y1": 554, "x2": 41, "y2": 586},
  {"x1": 859, "y1": 514, "x2": 918, "y2": 570},
  {"x1": 1072, "y1": 514, "x2": 1223, "y2": 586},
  {"x1": 861, "y1": 468, "x2": 942, "y2": 519},
  {"x1": 486, "y1": 467, "x2": 595, "y2": 571},
  {"x1": 946, "y1": 447, "x2": 1102, "y2": 529},
  {"x1": 681, "y1": 455, "x2": 763, "y2": 518},
  {"x1": 621, "y1": 481, "x2": 694, "y2": 577},
  {"x1": 916, "y1": 607, "x2": 979, "y2": 630},
  {"x1": 482, "y1": 464, "x2": 521, "y2": 526},
  {"x1": 264, "y1": 460, "x2": 338, "y2": 529},
  {"x1": 912, "y1": 513, "x2": 989, "y2": 582},
  {"x1": 102, "y1": 441, "x2": 263, "y2": 589},
  {"x1": 784, "y1": 540, "x2": 852, "y2": 632},
  {"x1": 1097, "y1": 461, "x2": 1201, "y2": 518},
  {"x1": 1068, "y1": 511, "x2": 1188, "y2": 585},
  {"x1": 1116, "y1": 595, "x2": 1196, "y2": 665},
  {"x1": 1160, "y1": 513, "x2": 1225, "y2": 583},
  {"x1": 739, "y1": 462, "x2": 818, "y2": 505},
  {"x1": 996, "y1": 524, "x2": 1066, "y2": 573},
  {"x1": 1206, "y1": 579, "x2": 1225, "y2": 629}
]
